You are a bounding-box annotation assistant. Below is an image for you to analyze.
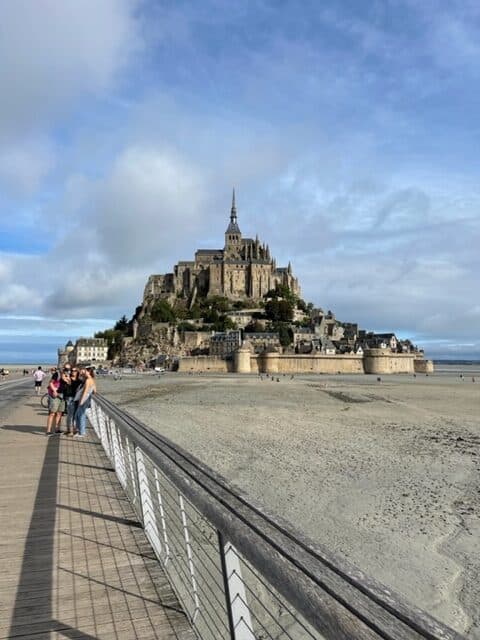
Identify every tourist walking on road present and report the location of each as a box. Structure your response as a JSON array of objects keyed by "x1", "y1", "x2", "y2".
[
  {"x1": 33, "y1": 366, "x2": 46, "y2": 395},
  {"x1": 46, "y1": 372, "x2": 65, "y2": 436},
  {"x1": 74, "y1": 367, "x2": 96, "y2": 438}
]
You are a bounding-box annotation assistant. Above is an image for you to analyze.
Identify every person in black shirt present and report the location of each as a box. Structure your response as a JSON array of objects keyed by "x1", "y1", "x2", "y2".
[{"x1": 61, "y1": 366, "x2": 82, "y2": 436}]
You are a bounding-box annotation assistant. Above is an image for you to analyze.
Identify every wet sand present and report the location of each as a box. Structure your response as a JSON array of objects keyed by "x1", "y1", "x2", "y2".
[{"x1": 99, "y1": 369, "x2": 480, "y2": 637}]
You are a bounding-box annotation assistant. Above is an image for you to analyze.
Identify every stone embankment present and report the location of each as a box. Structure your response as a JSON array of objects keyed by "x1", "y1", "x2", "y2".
[{"x1": 177, "y1": 347, "x2": 434, "y2": 375}]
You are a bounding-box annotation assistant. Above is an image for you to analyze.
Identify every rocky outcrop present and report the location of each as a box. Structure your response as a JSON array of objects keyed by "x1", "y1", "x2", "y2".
[{"x1": 116, "y1": 324, "x2": 186, "y2": 366}]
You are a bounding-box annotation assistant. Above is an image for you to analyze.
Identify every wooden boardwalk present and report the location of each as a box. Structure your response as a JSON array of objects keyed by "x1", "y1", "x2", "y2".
[{"x1": 0, "y1": 387, "x2": 194, "y2": 640}]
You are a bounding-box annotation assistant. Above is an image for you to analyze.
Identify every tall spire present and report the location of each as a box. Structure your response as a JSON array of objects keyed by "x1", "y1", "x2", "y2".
[
  {"x1": 225, "y1": 187, "x2": 241, "y2": 236},
  {"x1": 230, "y1": 187, "x2": 237, "y2": 223}
]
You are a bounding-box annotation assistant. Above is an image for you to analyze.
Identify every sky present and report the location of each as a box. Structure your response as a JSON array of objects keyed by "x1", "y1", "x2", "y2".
[{"x1": 1, "y1": 0, "x2": 479, "y2": 363}]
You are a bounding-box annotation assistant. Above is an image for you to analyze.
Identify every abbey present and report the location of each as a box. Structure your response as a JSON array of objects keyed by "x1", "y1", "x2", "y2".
[{"x1": 144, "y1": 191, "x2": 300, "y2": 303}]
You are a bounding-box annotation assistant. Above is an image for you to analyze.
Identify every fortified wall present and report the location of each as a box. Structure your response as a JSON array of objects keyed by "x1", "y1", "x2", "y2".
[{"x1": 177, "y1": 347, "x2": 434, "y2": 375}]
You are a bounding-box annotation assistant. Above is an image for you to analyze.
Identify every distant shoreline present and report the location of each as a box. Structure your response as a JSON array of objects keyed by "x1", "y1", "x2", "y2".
[{"x1": 433, "y1": 359, "x2": 480, "y2": 365}]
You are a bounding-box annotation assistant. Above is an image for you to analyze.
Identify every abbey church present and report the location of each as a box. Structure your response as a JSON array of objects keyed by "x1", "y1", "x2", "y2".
[{"x1": 144, "y1": 191, "x2": 300, "y2": 304}]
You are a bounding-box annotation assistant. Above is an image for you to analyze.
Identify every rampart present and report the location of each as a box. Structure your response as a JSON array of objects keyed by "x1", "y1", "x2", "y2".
[
  {"x1": 413, "y1": 358, "x2": 435, "y2": 374},
  {"x1": 363, "y1": 349, "x2": 416, "y2": 374},
  {"x1": 177, "y1": 355, "x2": 233, "y2": 373},
  {"x1": 180, "y1": 349, "x2": 432, "y2": 375}
]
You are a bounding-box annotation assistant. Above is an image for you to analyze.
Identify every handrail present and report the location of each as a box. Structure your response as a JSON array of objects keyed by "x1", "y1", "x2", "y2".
[{"x1": 89, "y1": 394, "x2": 465, "y2": 640}]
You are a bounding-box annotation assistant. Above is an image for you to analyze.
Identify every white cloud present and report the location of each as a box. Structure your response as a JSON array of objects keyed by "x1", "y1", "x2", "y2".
[
  {"x1": 93, "y1": 146, "x2": 206, "y2": 267},
  {"x1": 0, "y1": 140, "x2": 55, "y2": 195},
  {"x1": 0, "y1": 0, "x2": 141, "y2": 142},
  {"x1": 0, "y1": 284, "x2": 41, "y2": 313}
]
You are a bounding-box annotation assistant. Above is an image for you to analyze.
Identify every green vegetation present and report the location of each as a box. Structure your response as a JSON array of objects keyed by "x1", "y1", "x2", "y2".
[
  {"x1": 177, "y1": 321, "x2": 198, "y2": 332},
  {"x1": 264, "y1": 299, "x2": 294, "y2": 322},
  {"x1": 264, "y1": 283, "x2": 297, "y2": 305},
  {"x1": 268, "y1": 322, "x2": 293, "y2": 347},
  {"x1": 151, "y1": 300, "x2": 176, "y2": 323},
  {"x1": 95, "y1": 314, "x2": 133, "y2": 359}
]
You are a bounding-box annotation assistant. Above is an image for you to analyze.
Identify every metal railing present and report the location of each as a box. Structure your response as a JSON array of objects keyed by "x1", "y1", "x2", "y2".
[{"x1": 88, "y1": 395, "x2": 465, "y2": 640}]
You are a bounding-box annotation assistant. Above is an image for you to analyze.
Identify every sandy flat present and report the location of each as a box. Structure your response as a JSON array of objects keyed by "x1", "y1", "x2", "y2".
[{"x1": 99, "y1": 368, "x2": 480, "y2": 637}]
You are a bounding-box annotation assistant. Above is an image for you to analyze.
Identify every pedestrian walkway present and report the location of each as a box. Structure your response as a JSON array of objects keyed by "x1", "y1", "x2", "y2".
[{"x1": 0, "y1": 389, "x2": 194, "y2": 639}]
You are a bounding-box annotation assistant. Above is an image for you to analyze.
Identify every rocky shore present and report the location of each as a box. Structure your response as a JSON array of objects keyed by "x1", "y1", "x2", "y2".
[{"x1": 98, "y1": 368, "x2": 480, "y2": 637}]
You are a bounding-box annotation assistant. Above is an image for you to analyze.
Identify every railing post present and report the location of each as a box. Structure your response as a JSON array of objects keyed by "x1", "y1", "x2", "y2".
[
  {"x1": 98, "y1": 405, "x2": 111, "y2": 459},
  {"x1": 102, "y1": 410, "x2": 113, "y2": 461},
  {"x1": 111, "y1": 422, "x2": 127, "y2": 488},
  {"x1": 126, "y1": 439, "x2": 139, "y2": 502},
  {"x1": 154, "y1": 468, "x2": 170, "y2": 565},
  {"x1": 218, "y1": 530, "x2": 237, "y2": 640},
  {"x1": 219, "y1": 537, "x2": 255, "y2": 640},
  {"x1": 136, "y1": 449, "x2": 161, "y2": 554},
  {"x1": 179, "y1": 493, "x2": 200, "y2": 622}
]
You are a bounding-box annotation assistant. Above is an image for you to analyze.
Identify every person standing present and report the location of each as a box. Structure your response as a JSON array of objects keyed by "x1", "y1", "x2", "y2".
[
  {"x1": 33, "y1": 366, "x2": 46, "y2": 395},
  {"x1": 46, "y1": 372, "x2": 65, "y2": 436},
  {"x1": 63, "y1": 367, "x2": 81, "y2": 436},
  {"x1": 74, "y1": 367, "x2": 96, "y2": 438}
]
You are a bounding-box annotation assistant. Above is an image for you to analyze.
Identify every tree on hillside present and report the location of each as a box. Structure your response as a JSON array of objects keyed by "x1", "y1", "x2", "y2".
[
  {"x1": 114, "y1": 315, "x2": 129, "y2": 332},
  {"x1": 177, "y1": 321, "x2": 197, "y2": 332},
  {"x1": 265, "y1": 299, "x2": 294, "y2": 322},
  {"x1": 94, "y1": 328, "x2": 124, "y2": 359},
  {"x1": 204, "y1": 296, "x2": 231, "y2": 313},
  {"x1": 264, "y1": 284, "x2": 296, "y2": 304},
  {"x1": 268, "y1": 322, "x2": 293, "y2": 347},
  {"x1": 244, "y1": 320, "x2": 265, "y2": 333},
  {"x1": 151, "y1": 300, "x2": 176, "y2": 323},
  {"x1": 212, "y1": 315, "x2": 237, "y2": 332}
]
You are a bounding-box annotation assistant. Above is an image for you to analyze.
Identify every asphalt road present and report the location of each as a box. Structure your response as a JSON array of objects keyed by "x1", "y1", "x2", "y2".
[{"x1": 0, "y1": 378, "x2": 32, "y2": 417}]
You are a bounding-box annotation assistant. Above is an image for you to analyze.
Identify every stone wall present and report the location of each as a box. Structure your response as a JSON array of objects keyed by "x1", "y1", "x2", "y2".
[
  {"x1": 275, "y1": 354, "x2": 364, "y2": 374},
  {"x1": 363, "y1": 349, "x2": 416, "y2": 374},
  {"x1": 178, "y1": 356, "x2": 233, "y2": 373},
  {"x1": 413, "y1": 358, "x2": 434, "y2": 374},
  {"x1": 180, "y1": 350, "x2": 431, "y2": 375},
  {"x1": 182, "y1": 331, "x2": 211, "y2": 350}
]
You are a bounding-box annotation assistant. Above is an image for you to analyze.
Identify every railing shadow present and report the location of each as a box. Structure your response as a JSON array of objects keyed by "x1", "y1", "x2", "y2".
[{"x1": 7, "y1": 434, "x2": 61, "y2": 637}]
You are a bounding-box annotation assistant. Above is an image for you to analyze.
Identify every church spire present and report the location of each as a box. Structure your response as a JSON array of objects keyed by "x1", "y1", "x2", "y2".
[
  {"x1": 230, "y1": 188, "x2": 237, "y2": 223},
  {"x1": 225, "y1": 188, "x2": 241, "y2": 237}
]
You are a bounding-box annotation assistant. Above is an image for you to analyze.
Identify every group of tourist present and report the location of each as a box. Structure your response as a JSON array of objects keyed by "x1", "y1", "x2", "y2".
[{"x1": 33, "y1": 365, "x2": 97, "y2": 437}]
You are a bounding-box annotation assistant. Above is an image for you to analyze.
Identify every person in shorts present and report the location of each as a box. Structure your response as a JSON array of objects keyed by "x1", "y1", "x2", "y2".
[
  {"x1": 45, "y1": 372, "x2": 65, "y2": 436},
  {"x1": 33, "y1": 366, "x2": 46, "y2": 395}
]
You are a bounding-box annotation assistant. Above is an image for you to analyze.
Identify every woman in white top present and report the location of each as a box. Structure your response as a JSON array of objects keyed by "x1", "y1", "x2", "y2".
[{"x1": 74, "y1": 367, "x2": 96, "y2": 437}]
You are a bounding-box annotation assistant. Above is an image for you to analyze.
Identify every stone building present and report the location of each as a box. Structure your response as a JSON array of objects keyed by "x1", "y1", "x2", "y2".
[
  {"x1": 73, "y1": 338, "x2": 108, "y2": 364},
  {"x1": 243, "y1": 332, "x2": 281, "y2": 354},
  {"x1": 210, "y1": 330, "x2": 242, "y2": 357},
  {"x1": 143, "y1": 191, "x2": 300, "y2": 305}
]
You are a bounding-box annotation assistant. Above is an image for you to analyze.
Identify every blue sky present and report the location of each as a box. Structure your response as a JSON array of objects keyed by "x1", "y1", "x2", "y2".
[{"x1": 1, "y1": 0, "x2": 479, "y2": 362}]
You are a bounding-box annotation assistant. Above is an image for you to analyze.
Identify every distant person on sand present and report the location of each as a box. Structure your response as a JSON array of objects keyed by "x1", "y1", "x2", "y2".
[
  {"x1": 46, "y1": 372, "x2": 65, "y2": 436},
  {"x1": 74, "y1": 367, "x2": 96, "y2": 438},
  {"x1": 33, "y1": 366, "x2": 46, "y2": 395}
]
